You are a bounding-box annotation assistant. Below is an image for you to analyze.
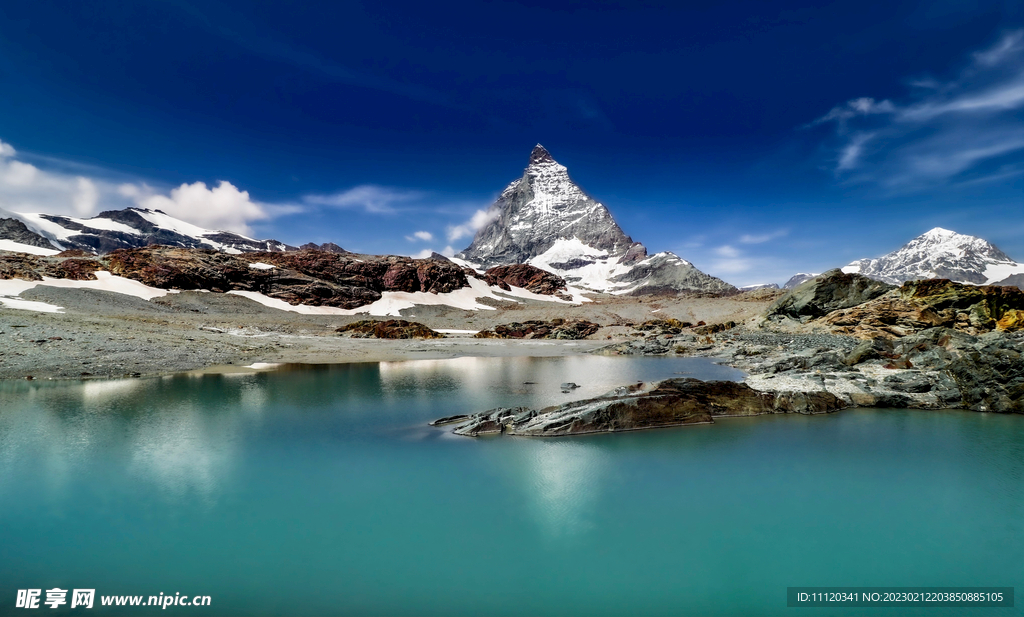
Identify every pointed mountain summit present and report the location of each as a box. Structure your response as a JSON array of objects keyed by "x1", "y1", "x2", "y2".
[
  {"x1": 842, "y1": 227, "x2": 1024, "y2": 285},
  {"x1": 456, "y1": 145, "x2": 733, "y2": 294}
]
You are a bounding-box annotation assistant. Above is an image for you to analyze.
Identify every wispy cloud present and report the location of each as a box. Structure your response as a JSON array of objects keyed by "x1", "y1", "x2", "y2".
[
  {"x1": 304, "y1": 185, "x2": 423, "y2": 214},
  {"x1": 708, "y1": 244, "x2": 754, "y2": 275},
  {"x1": 810, "y1": 30, "x2": 1024, "y2": 189},
  {"x1": 739, "y1": 229, "x2": 788, "y2": 244}
]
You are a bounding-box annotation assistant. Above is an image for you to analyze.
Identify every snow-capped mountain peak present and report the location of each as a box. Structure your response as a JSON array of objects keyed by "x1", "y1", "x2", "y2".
[
  {"x1": 456, "y1": 145, "x2": 733, "y2": 294},
  {"x1": 0, "y1": 207, "x2": 296, "y2": 255},
  {"x1": 842, "y1": 227, "x2": 1024, "y2": 285}
]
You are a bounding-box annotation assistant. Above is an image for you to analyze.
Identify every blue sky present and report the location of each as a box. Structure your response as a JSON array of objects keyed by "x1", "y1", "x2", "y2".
[{"x1": 0, "y1": 0, "x2": 1021, "y2": 286}]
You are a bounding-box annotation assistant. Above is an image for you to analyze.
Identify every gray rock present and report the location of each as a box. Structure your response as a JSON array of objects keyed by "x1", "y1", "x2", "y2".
[{"x1": 766, "y1": 269, "x2": 894, "y2": 320}]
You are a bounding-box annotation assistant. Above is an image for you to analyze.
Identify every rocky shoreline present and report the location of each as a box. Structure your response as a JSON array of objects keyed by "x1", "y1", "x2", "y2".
[{"x1": 434, "y1": 271, "x2": 1024, "y2": 437}]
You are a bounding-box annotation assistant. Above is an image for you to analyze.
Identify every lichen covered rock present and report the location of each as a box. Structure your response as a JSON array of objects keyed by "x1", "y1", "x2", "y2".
[{"x1": 474, "y1": 319, "x2": 600, "y2": 340}]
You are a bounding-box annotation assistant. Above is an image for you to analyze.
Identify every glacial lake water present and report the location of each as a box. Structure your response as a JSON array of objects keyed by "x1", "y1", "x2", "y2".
[{"x1": 0, "y1": 355, "x2": 1021, "y2": 616}]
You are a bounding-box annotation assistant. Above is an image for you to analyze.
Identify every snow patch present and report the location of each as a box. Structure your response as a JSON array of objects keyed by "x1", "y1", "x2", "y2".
[
  {"x1": 0, "y1": 271, "x2": 178, "y2": 303},
  {"x1": 248, "y1": 262, "x2": 276, "y2": 270},
  {"x1": 0, "y1": 240, "x2": 60, "y2": 256}
]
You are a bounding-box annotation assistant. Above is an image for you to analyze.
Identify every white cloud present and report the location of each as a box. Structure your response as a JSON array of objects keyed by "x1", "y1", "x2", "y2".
[
  {"x1": 134, "y1": 181, "x2": 269, "y2": 234},
  {"x1": 447, "y1": 208, "x2": 499, "y2": 242},
  {"x1": 304, "y1": 185, "x2": 421, "y2": 214},
  {"x1": 0, "y1": 138, "x2": 288, "y2": 234},
  {"x1": 406, "y1": 230, "x2": 433, "y2": 242},
  {"x1": 739, "y1": 229, "x2": 788, "y2": 244},
  {"x1": 811, "y1": 30, "x2": 1024, "y2": 189},
  {"x1": 72, "y1": 178, "x2": 99, "y2": 216}
]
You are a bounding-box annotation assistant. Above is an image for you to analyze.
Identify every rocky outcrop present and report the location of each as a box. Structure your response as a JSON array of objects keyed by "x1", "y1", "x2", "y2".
[
  {"x1": 0, "y1": 218, "x2": 56, "y2": 249},
  {"x1": 2, "y1": 246, "x2": 475, "y2": 310},
  {"x1": 299, "y1": 242, "x2": 347, "y2": 254},
  {"x1": 43, "y1": 258, "x2": 103, "y2": 280},
  {"x1": 442, "y1": 378, "x2": 847, "y2": 437},
  {"x1": 0, "y1": 252, "x2": 44, "y2": 281},
  {"x1": 633, "y1": 318, "x2": 694, "y2": 335},
  {"x1": 336, "y1": 320, "x2": 443, "y2": 339},
  {"x1": 822, "y1": 279, "x2": 1024, "y2": 338},
  {"x1": 765, "y1": 269, "x2": 894, "y2": 320},
  {"x1": 482, "y1": 263, "x2": 567, "y2": 295},
  {"x1": 474, "y1": 319, "x2": 600, "y2": 340}
]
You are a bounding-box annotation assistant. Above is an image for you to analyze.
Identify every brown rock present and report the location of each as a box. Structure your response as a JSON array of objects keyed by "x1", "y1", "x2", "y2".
[
  {"x1": 474, "y1": 319, "x2": 600, "y2": 340},
  {"x1": 482, "y1": 264, "x2": 567, "y2": 295},
  {"x1": 336, "y1": 319, "x2": 443, "y2": 339}
]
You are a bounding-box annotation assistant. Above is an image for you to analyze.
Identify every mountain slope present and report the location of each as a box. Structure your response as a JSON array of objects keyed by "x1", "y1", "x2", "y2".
[
  {"x1": 842, "y1": 227, "x2": 1024, "y2": 285},
  {"x1": 0, "y1": 207, "x2": 296, "y2": 255},
  {"x1": 456, "y1": 145, "x2": 733, "y2": 294}
]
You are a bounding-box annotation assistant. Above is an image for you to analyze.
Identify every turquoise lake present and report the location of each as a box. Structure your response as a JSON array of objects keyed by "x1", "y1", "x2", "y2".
[{"x1": 1, "y1": 355, "x2": 1021, "y2": 616}]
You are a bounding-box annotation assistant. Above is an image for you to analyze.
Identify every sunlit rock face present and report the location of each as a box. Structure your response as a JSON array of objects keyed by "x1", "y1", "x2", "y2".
[{"x1": 456, "y1": 145, "x2": 734, "y2": 295}]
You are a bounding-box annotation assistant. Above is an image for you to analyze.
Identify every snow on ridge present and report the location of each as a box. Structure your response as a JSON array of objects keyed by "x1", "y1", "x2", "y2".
[
  {"x1": 843, "y1": 228, "x2": 1023, "y2": 285},
  {"x1": 230, "y1": 276, "x2": 585, "y2": 317}
]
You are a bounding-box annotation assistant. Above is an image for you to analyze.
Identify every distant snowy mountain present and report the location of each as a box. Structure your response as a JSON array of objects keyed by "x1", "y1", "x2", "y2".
[
  {"x1": 842, "y1": 227, "x2": 1024, "y2": 285},
  {"x1": 739, "y1": 283, "x2": 780, "y2": 291},
  {"x1": 455, "y1": 145, "x2": 733, "y2": 294},
  {"x1": 783, "y1": 273, "x2": 818, "y2": 289},
  {"x1": 0, "y1": 207, "x2": 295, "y2": 255}
]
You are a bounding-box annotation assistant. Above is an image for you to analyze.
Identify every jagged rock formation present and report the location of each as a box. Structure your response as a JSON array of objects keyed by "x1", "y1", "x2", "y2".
[
  {"x1": 0, "y1": 207, "x2": 296, "y2": 255},
  {"x1": 335, "y1": 320, "x2": 443, "y2": 339},
  {"x1": 438, "y1": 378, "x2": 846, "y2": 437},
  {"x1": 455, "y1": 145, "x2": 734, "y2": 295},
  {"x1": 473, "y1": 319, "x2": 600, "y2": 340},
  {"x1": 843, "y1": 227, "x2": 1024, "y2": 285},
  {"x1": 300, "y1": 242, "x2": 348, "y2": 254}
]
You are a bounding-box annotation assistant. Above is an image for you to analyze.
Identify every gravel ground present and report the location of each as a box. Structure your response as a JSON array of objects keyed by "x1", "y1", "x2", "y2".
[{"x1": 0, "y1": 286, "x2": 774, "y2": 380}]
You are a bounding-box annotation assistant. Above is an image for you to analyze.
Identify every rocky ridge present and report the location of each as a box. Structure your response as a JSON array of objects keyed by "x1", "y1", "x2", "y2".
[
  {"x1": 843, "y1": 227, "x2": 1024, "y2": 285},
  {"x1": 0, "y1": 206, "x2": 296, "y2": 255}
]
